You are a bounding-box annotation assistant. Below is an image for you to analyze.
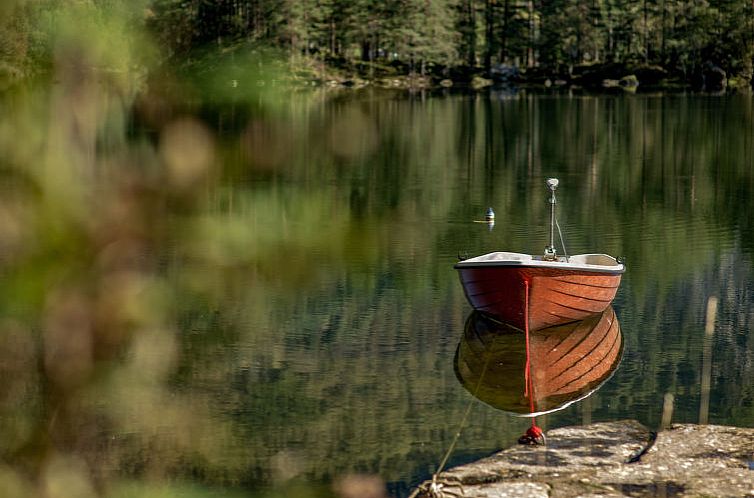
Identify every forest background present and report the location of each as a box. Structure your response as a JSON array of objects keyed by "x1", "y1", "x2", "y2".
[{"x1": 2, "y1": 0, "x2": 754, "y2": 91}]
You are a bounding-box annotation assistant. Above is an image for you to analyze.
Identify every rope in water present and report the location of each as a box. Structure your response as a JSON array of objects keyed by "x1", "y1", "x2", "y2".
[
  {"x1": 409, "y1": 333, "x2": 495, "y2": 498},
  {"x1": 431, "y1": 351, "x2": 491, "y2": 477},
  {"x1": 412, "y1": 282, "x2": 545, "y2": 497}
]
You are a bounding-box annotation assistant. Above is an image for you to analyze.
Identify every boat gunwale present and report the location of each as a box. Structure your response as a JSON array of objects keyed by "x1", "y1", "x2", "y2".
[{"x1": 454, "y1": 255, "x2": 626, "y2": 275}]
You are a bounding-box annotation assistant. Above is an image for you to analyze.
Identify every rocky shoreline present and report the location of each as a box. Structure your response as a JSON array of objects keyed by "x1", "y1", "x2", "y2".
[
  {"x1": 291, "y1": 61, "x2": 750, "y2": 94},
  {"x1": 411, "y1": 420, "x2": 754, "y2": 497}
]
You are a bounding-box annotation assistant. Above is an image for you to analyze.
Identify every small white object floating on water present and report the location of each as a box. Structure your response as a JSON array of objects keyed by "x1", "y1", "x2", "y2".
[
  {"x1": 473, "y1": 207, "x2": 496, "y2": 228},
  {"x1": 485, "y1": 207, "x2": 495, "y2": 221}
]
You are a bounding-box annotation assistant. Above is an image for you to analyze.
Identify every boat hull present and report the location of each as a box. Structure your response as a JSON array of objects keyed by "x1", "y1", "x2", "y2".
[{"x1": 456, "y1": 264, "x2": 622, "y2": 330}]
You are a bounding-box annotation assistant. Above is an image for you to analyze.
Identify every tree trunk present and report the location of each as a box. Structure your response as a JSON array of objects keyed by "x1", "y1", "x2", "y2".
[
  {"x1": 499, "y1": 0, "x2": 509, "y2": 64},
  {"x1": 527, "y1": 0, "x2": 534, "y2": 67},
  {"x1": 643, "y1": 0, "x2": 649, "y2": 63},
  {"x1": 484, "y1": 0, "x2": 493, "y2": 75},
  {"x1": 463, "y1": 0, "x2": 477, "y2": 67},
  {"x1": 330, "y1": 18, "x2": 336, "y2": 56},
  {"x1": 661, "y1": 0, "x2": 666, "y2": 64}
]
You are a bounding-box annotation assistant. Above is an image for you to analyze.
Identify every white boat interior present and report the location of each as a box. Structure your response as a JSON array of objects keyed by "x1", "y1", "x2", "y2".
[{"x1": 455, "y1": 251, "x2": 625, "y2": 273}]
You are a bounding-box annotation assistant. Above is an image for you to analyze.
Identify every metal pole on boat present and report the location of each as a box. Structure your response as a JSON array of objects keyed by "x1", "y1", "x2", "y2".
[{"x1": 545, "y1": 178, "x2": 559, "y2": 260}]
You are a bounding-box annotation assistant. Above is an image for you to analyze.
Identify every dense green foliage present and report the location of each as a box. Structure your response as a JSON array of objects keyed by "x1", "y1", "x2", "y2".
[
  {"x1": 2, "y1": 0, "x2": 754, "y2": 87},
  {"x1": 146, "y1": 0, "x2": 754, "y2": 85}
]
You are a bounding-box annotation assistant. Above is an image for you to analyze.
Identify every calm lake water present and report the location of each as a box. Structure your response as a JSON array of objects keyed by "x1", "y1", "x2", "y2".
[
  {"x1": 171, "y1": 90, "x2": 753, "y2": 496},
  {"x1": 4, "y1": 87, "x2": 754, "y2": 497}
]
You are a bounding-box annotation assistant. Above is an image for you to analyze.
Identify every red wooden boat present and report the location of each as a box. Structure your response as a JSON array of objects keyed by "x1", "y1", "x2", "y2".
[
  {"x1": 455, "y1": 179, "x2": 624, "y2": 331},
  {"x1": 454, "y1": 307, "x2": 622, "y2": 416}
]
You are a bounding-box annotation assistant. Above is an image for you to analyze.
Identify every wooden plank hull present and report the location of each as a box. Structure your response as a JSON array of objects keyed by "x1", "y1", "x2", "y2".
[
  {"x1": 454, "y1": 307, "x2": 622, "y2": 416},
  {"x1": 456, "y1": 265, "x2": 622, "y2": 330}
]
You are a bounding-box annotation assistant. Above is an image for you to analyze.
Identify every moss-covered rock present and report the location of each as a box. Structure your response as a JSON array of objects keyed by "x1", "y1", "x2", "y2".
[
  {"x1": 470, "y1": 75, "x2": 492, "y2": 90},
  {"x1": 413, "y1": 421, "x2": 754, "y2": 497}
]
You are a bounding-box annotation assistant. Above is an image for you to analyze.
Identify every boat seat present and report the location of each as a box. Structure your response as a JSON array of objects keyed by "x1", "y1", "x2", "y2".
[{"x1": 569, "y1": 254, "x2": 621, "y2": 266}]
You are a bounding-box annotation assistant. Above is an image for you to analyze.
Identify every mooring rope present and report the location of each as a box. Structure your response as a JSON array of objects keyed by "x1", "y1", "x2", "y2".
[
  {"x1": 434, "y1": 353, "x2": 491, "y2": 475},
  {"x1": 410, "y1": 333, "x2": 494, "y2": 498},
  {"x1": 524, "y1": 280, "x2": 532, "y2": 398},
  {"x1": 412, "y1": 282, "x2": 548, "y2": 497},
  {"x1": 523, "y1": 280, "x2": 537, "y2": 420},
  {"x1": 522, "y1": 279, "x2": 545, "y2": 445}
]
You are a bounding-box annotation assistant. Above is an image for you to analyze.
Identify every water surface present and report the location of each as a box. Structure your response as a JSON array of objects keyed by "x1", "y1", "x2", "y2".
[
  {"x1": 4, "y1": 88, "x2": 753, "y2": 497},
  {"x1": 169, "y1": 91, "x2": 754, "y2": 495}
]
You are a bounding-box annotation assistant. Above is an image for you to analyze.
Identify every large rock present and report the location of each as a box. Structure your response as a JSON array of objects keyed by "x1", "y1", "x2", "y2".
[{"x1": 412, "y1": 421, "x2": 754, "y2": 497}]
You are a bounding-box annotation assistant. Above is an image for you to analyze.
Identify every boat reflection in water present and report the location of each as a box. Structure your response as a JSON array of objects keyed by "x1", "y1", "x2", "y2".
[{"x1": 454, "y1": 307, "x2": 622, "y2": 419}]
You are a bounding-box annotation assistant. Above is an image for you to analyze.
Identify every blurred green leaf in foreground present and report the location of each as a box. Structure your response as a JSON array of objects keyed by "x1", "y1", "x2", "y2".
[{"x1": 0, "y1": 2, "x2": 359, "y2": 497}]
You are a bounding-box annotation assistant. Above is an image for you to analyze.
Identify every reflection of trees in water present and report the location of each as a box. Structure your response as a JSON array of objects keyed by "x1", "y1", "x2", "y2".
[
  {"x1": 2, "y1": 44, "x2": 754, "y2": 498},
  {"x1": 139, "y1": 94, "x2": 754, "y2": 490},
  {"x1": 210, "y1": 94, "x2": 754, "y2": 488},
  {"x1": 596, "y1": 249, "x2": 754, "y2": 429}
]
